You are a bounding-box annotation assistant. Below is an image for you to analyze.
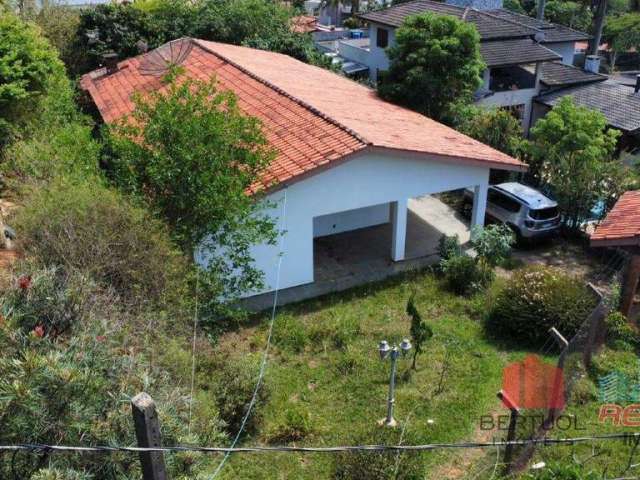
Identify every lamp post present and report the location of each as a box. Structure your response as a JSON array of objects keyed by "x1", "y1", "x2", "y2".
[{"x1": 378, "y1": 339, "x2": 412, "y2": 427}]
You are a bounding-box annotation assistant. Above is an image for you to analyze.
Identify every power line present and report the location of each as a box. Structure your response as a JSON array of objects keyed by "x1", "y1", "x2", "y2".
[
  {"x1": 2, "y1": 432, "x2": 639, "y2": 455},
  {"x1": 210, "y1": 188, "x2": 288, "y2": 478}
]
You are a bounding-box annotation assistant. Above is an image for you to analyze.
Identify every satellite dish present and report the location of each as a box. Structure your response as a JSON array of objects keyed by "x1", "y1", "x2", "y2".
[
  {"x1": 534, "y1": 31, "x2": 546, "y2": 43},
  {"x1": 139, "y1": 38, "x2": 193, "y2": 77}
]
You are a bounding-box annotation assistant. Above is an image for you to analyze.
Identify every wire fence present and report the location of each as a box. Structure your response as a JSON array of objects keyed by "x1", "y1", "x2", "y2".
[{"x1": 507, "y1": 265, "x2": 621, "y2": 474}]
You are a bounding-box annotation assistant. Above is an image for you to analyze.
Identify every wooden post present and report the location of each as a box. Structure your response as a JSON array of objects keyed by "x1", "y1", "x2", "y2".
[
  {"x1": 621, "y1": 254, "x2": 640, "y2": 319},
  {"x1": 131, "y1": 392, "x2": 169, "y2": 480},
  {"x1": 497, "y1": 390, "x2": 520, "y2": 472}
]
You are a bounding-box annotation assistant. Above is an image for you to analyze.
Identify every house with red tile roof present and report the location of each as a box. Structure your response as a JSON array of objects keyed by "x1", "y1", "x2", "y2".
[
  {"x1": 81, "y1": 37, "x2": 526, "y2": 299},
  {"x1": 591, "y1": 191, "x2": 640, "y2": 319}
]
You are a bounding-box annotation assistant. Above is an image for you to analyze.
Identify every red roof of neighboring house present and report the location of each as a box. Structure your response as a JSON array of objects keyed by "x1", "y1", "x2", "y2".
[
  {"x1": 81, "y1": 38, "x2": 526, "y2": 192},
  {"x1": 291, "y1": 15, "x2": 318, "y2": 33},
  {"x1": 591, "y1": 191, "x2": 640, "y2": 247}
]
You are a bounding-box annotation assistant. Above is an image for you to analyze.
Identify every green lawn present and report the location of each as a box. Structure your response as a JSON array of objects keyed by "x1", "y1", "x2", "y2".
[{"x1": 210, "y1": 271, "x2": 526, "y2": 479}]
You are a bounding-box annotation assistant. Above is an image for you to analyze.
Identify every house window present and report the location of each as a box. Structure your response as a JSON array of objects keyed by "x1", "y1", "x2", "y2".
[{"x1": 376, "y1": 28, "x2": 389, "y2": 48}]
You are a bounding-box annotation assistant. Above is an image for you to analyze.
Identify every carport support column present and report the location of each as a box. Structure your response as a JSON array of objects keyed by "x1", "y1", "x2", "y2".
[
  {"x1": 390, "y1": 199, "x2": 408, "y2": 262},
  {"x1": 471, "y1": 184, "x2": 488, "y2": 237}
]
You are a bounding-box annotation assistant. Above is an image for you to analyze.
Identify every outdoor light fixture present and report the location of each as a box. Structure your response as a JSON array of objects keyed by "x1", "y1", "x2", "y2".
[
  {"x1": 377, "y1": 339, "x2": 411, "y2": 427},
  {"x1": 378, "y1": 340, "x2": 391, "y2": 360}
]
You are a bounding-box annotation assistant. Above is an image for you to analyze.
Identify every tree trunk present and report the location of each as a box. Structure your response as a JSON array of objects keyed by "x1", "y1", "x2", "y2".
[
  {"x1": 537, "y1": 0, "x2": 546, "y2": 21},
  {"x1": 589, "y1": 0, "x2": 607, "y2": 56}
]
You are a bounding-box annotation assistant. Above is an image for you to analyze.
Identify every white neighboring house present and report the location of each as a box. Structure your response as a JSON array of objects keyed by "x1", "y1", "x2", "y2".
[
  {"x1": 331, "y1": 0, "x2": 590, "y2": 131},
  {"x1": 80, "y1": 38, "x2": 526, "y2": 297}
]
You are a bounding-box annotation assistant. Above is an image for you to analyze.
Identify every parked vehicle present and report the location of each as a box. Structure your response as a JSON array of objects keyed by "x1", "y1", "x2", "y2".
[{"x1": 464, "y1": 182, "x2": 561, "y2": 240}]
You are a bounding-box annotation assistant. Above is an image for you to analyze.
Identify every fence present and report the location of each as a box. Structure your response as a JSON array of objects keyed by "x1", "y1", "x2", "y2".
[{"x1": 506, "y1": 282, "x2": 609, "y2": 474}]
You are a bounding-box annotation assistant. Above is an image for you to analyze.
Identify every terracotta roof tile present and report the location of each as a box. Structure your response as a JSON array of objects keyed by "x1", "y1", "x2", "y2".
[
  {"x1": 591, "y1": 191, "x2": 640, "y2": 247},
  {"x1": 81, "y1": 38, "x2": 525, "y2": 193}
]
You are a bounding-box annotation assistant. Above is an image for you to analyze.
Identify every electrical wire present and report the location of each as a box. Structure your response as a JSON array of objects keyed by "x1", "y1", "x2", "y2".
[
  {"x1": 188, "y1": 269, "x2": 200, "y2": 436},
  {"x1": 1, "y1": 432, "x2": 639, "y2": 455},
  {"x1": 210, "y1": 188, "x2": 288, "y2": 478}
]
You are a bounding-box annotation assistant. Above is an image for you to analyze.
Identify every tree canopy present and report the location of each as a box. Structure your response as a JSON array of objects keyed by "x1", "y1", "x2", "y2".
[
  {"x1": 69, "y1": 0, "x2": 324, "y2": 75},
  {"x1": 377, "y1": 12, "x2": 485, "y2": 121},
  {"x1": 449, "y1": 104, "x2": 524, "y2": 158},
  {"x1": 106, "y1": 78, "x2": 277, "y2": 299},
  {"x1": 604, "y1": 12, "x2": 640, "y2": 70},
  {"x1": 528, "y1": 96, "x2": 624, "y2": 229}
]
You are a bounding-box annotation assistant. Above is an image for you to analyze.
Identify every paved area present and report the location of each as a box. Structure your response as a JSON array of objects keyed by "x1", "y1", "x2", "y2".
[{"x1": 243, "y1": 195, "x2": 470, "y2": 311}]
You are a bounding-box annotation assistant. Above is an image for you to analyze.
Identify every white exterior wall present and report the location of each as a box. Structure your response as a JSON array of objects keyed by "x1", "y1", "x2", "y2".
[
  {"x1": 367, "y1": 22, "x2": 395, "y2": 81},
  {"x1": 240, "y1": 152, "x2": 491, "y2": 295},
  {"x1": 313, "y1": 203, "x2": 389, "y2": 237},
  {"x1": 477, "y1": 87, "x2": 538, "y2": 131},
  {"x1": 544, "y1": 41, "x2": 576, "y2": 65}
]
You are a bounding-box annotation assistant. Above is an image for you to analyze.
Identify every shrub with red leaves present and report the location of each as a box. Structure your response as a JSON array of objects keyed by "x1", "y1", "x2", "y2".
[{"x1": 18, "y1": 275, "x2": 32, "y2": 290}]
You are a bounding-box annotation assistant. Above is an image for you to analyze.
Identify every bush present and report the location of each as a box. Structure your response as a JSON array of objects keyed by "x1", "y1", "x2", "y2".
[
  {"x1": 333, "y1": 427, "x2": 425, "y2": 479},
  {"x1": 605, "y1": 311, "x2": 639, "y2": 350},
  {"x1": 470, "y1": 224, "x2": 515, "y2": 267},
  {"x1": 487, "y1": 265, "x2": 597, "y2": 346},
  {"x1": 437, "y1": 233, "x2": 461, "y2": 261},
  {"x1": 209, "y1": 354, "x2": 269, "y2": 435},
  {"x1": 0, "y1": 266, "x2": 94, "y2": 337},
  {"x1": 266, "y1": 404, "x2": 314, "y2": 443},
  {"x1": 11, "y1": 179, "x2": 190, "y2": 308},
  {"x1": 441, "y1": 254, "x2": 489, "y2": 295},
  {"x1": 273, "y1": 314, "x2": 309, "y2": 353}
]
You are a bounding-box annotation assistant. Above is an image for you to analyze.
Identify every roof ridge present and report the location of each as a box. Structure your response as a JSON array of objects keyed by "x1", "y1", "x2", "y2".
[
  {"x1": 473, "y1": 8, "x2": 540, "y2": 34},
  {"x1": 191, "y1": 38, "x2": 371, "y2": 147}
]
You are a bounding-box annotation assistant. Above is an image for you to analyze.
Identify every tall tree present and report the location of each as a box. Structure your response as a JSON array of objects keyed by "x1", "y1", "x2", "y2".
[
  {"x1": 106, "y1": 78, "x2": 277, "y2": 299},
  {"x1": 589, "y1": 0, "x2": 607, "y2": 56},
  {"x1": 377, "y1": 13, "x2": 485, "y2": 121},
  {"x1": 528, "y1": 97, "x2": 624, "y2": 230}
]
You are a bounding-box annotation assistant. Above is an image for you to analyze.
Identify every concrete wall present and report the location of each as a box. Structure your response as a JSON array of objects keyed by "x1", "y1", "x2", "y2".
[
  {"x1": 338, "y1": 40, "x2": 370, "y2": 65},
  {"x1": 313, "y1": 203, "x2": 389, "y2": 237},
  {"x1": 476, "y1": 87, "x2": 538, "y2": 131},
  {"x1": 231, "y1": 151, "x2": 491, "y2": 295},
  {"x1": 545, "y1": 41, "x2": 576, "y2": 65},
  {"x1": 367, "y1": 22, "x2": 395, "y2": 81}
]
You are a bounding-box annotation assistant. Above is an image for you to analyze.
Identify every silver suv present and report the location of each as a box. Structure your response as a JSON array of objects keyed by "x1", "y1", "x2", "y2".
[{"x1": 464, "y1": 182, "x2": 560, "y2": 239}]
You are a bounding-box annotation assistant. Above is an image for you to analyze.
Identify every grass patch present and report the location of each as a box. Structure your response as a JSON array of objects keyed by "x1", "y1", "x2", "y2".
[{"x1": 211, "y1": 271, "x2": 532, "y2": 479}]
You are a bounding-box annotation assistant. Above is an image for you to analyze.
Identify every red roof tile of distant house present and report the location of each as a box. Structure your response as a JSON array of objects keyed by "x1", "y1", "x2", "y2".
[
  {"x1": 81, "y1": 38, "x2": 526, "y2": 192},
  {"x1": 591, "y1": 191, "x2": 640, "y2": 247},
  {"x1": 291, "y1": 15, "x2": 319, "y2": 33}
]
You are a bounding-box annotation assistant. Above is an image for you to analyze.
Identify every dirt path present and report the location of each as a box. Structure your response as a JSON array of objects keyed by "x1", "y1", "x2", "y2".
[{"x1": 428, "y1": 403, "x2": 509, "y2": 480}]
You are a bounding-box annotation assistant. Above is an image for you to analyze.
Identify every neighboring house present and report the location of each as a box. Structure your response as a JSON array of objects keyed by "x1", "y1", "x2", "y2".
[
  {"x1": 591, "y1": 191, "x2": 640, "y2": 319},
  {"x1": 534, "y1": 64, "x2": 640, "y2": 151},
  {"x1": 81, "y1": 38, "x2": 525, "y2": 298},
  {"x1": 325, "y1": 0, "x2": 589, "y2": 131}
]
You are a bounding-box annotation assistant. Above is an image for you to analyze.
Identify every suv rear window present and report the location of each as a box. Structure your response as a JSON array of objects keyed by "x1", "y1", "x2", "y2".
[
  {"x1": 529, "y1": 207, "x2": 558, "y2": 220},
  {"x1": 488, "y1": 189, "x2": 521, "y2": 213}
]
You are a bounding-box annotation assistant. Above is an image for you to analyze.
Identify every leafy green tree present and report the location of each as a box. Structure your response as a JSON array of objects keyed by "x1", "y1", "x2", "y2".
[
  {"x1": 72, "y1": 3, "x2": 162, "y2": 73},
  {"x1": 35, "y1": 4, "x2": 81, "y2": 67},
  {"x1": 377, "y1": 13, "x2": 485, "y2": 121},
  {"x1": 450, "y1": 104, "x2": 524, "y2": 157},
  {"x1": 106, "y1": 78, "x2": 276, "y2": 300},
  {"x1": 544, "y1": 0, "x2": 593, "y2": 31},
  {"x1": 406, "y1": 295, "x2": 433, "y2": 369},
  {"x1": 504, "y1": 0, "x2": 526, "y2": 13},
  {"x1": 528, "y1": 96, "x2": 624, "y2": 230},
  {"x1": 0, "y1": 13, "x2": 64, "y2": 117},
  {"x1": 604, "y1": 13, "x2": 640, "y2": 70}
]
